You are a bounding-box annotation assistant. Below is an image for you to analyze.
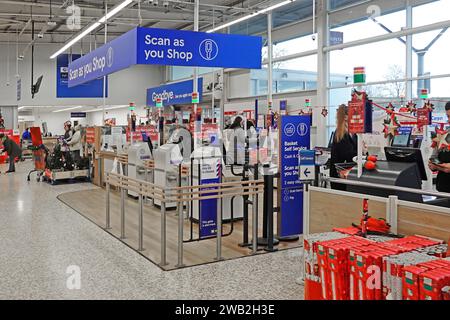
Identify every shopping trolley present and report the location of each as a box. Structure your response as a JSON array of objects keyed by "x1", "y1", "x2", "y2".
[{"x1": 27, "y1": 127, "x2": 48, "y2": 182}]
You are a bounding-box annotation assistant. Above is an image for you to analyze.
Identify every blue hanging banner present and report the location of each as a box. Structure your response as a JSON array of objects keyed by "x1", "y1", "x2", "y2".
[
  {"x1": 68, "y1": 29, "x2": 138, "y2": 87},
  {"x1": 278, "y1": 115, "x2": 311, "y2": 237},
  {"x1": 69, "y1": 27, "x2": 262, "y2": 87},
  {"x1": 57, "y1": 54, "x2": 106, "y2": 97},
  {"x1": 146, "y1": 78, "x2": 203, "y2": 107}
]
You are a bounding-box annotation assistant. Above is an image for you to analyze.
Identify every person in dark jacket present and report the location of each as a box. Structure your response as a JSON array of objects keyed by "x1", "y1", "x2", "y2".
[
  {"x1": 428, "y1": 101, "x2": 450, "y2": 194},
  {"x1": 330, "y1": 104, "x2": 358, "y2": 190},
  {"x1": 0, "y1": 134, "x2": 22, "y2": 173}
]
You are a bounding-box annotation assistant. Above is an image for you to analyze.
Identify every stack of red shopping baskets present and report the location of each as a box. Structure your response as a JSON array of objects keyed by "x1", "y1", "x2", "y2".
[{"x1": 304, "y1": 232, "x2": 449, "y2": 300}]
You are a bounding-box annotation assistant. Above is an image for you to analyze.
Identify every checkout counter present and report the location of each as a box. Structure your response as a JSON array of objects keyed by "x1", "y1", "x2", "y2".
[{"x1": 346, "y1": 146, "x2": 448, "y2": 206}]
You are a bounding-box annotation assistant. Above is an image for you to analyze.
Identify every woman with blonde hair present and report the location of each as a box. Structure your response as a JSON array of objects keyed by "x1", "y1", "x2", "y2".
[{"x1": 330, "y1": 104, "x2": 358, "y2": 190}]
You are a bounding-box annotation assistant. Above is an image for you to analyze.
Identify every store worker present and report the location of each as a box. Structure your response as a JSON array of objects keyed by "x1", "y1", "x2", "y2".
[
  {"x1": 428, "y1": 101, "x2": 450, "y2": 193},
  {"x1": 330, "y1": 104, "x2": 358, "y2": 190},
  {"x1": 227, "y1": 116, "x2": 246, "y2": 165},
  {"x1": 0, "y1": 133, "x2": 22, "y2": 173}
]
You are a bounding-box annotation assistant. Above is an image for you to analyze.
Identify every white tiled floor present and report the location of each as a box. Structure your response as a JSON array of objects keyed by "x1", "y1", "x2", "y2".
[{"x1": 0, "y1": 161, "x2": 304, "y2": 299}]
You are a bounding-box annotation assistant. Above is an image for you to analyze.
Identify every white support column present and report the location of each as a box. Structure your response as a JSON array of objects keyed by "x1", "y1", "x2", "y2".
[
  {"x1": 267, "y1": 12, "x2": 274, "y2": 112},
  {"x1": 316, "y1": 0, "x2": 329, "y2": 147},
  {"x1": 193, "y1": 0, "x2": 200, "y2": 149},
  {"x1": 406, "y1": 2, "x2": 413, "y2": 100}
]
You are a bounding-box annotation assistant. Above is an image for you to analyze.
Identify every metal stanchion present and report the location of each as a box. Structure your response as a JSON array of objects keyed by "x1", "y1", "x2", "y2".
[
  {"x1": 175, "y1": 188, "x2": 185, "y2": 268},
  {"x1": 215, "y1": 193, "x2": 223, "y2": 261},
  {"x1": 160, "y1": 201, "x2": 168, "y2": 267},
  {"x1": 138, "y1": 190, "x2": 144, "y2": 252},
  {"x1": 252, "y1": 191, "x2": 258, "y2": 254},
  {"x1": 120, "y1": 182, "x2": 126, "y2": 239},
  {"x1": 105, "y1": 179, "x2": 111, "y2": 230}
]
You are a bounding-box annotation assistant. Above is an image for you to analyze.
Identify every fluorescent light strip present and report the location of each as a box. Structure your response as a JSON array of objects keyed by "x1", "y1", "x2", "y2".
[
  {"x1": 52, "y1": 106, "x2": 83, "y2": 113},
  {"x1": 85, "y1": 105, "x2": 129, "y2": 113},
  {"x1": 207, "y1": 0, "x2": 295, "y2": 33},
  {"x1": 50, "y1": 0, "x2": 133, "y2": 59}
]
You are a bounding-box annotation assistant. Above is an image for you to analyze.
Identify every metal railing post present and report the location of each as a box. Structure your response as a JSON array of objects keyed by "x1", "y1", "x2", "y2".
[
  {"x1": 215, "y1": 191, "x2": 223, "y2": 261},
  {"x1": 252, "y1": 190, "x2": 258, "y2": 254},
  {"x1": 160, "y1": 200, "x2": 168, "y2": 266},
  {"x1": 175, "y1": 188, "x2": 185, "y2": 268},
  {"x1": 138, "y1": 184, "x2": 144, "y2": 251},
  {"x1": 120, "y1": 178, "x2": 126, "y2": 239},
  {"x1": 105, "y1": 177, "x2": 111, "y2": 230}
]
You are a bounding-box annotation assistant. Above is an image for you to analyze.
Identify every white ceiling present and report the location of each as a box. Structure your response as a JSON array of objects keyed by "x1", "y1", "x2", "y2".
[{"x1": 0, "y1": 0, "x2": 278, "y2": 44}]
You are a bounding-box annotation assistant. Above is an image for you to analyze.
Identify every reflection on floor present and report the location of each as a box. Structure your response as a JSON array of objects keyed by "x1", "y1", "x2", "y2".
[
  {"x1": 58, "y1": 188, "x2": 300, "y2": 270},
  {"x1": 0, "y1": 161, "x2": 304, "y2": 299}
]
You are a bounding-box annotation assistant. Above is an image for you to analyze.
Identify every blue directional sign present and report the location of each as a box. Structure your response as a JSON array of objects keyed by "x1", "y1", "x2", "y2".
[
  {"x1": 299, "y1": 150, "x2": 315, "y2": 181},
  {"x1": 146, "y1": 78, "x2": 203, "y2": 107},
  {"x1": 279, "y1": 115, "x2": 311, "y2": 238},
  {"x1": 69, "y1": 27, "x2": 262, "y2": 87}
]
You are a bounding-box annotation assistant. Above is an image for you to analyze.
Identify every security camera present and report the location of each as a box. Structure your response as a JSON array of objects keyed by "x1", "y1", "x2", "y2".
[
  {"x1": 152, "y1": 0, "x2": 159, "y2": 6},
  {"x1": 163, "y1": 0, "x2": 169, "y2": 7},
  {"x1": 38, "y1": 33, "x2": 44, "y2": 39},
  {"x1": 311, "y1": 34, "x2": 316, "y2": 41}
]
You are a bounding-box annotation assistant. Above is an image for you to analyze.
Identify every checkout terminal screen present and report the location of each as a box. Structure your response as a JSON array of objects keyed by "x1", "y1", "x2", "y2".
[{"x1": 392, "y1": 127, "x2": 412, "y2": 147}]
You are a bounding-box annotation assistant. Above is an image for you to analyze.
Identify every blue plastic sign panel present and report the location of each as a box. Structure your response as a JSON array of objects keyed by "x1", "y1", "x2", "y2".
[
  {"x1": 299, "y1": 150, "x2": 315, "y2": 181},
  {"x1": 68, "y1": 27, "x2": 262, "y2": 87},
  {"x1": 146, "y1": 78, "x2": 203, "y2": 107},
  {"x1": 58, "y1": 54, "x2": 106, "y2": 97},
  {"x1": 330, "y1": 31, "x2": 344, "y2": 45},
  {"x1": 68, "y1": 29, "x2": 138, "y2": 87},
  {"x1": 199, "y1": 158, "x2": 221, "y2": 239},
  {"x1": 279, "y1": 115, "x2": 311, "y2": 237},
  {"x1": 136, "y1": 27, "x2": 262, "y2": 69}
]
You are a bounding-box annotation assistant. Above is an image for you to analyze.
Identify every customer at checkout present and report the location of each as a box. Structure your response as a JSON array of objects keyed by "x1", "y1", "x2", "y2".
[
  {"x1": 330, "y1": 104, "x2": 358, "y2": 190},
  {"x1": 226, "y1": 116, "x2": 246, "y2": 165},
  {"x1": 63, "y1": 121, "x2": 74, "y2": 140},
  {"x1": 428, "y1": 101, "x2": 450, "y2": 193},
  {"x1": 65, "y1": 124, "x2": 82, "y2": 163}
]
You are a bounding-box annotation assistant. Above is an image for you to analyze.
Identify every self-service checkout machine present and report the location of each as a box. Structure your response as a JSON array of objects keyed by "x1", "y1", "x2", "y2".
[
  {"x1": 153, "y1": 127, "x2": 192, "y2": 209},
  {"x1": 127, "y1": 141, "x2": 152, "y2": 197}
]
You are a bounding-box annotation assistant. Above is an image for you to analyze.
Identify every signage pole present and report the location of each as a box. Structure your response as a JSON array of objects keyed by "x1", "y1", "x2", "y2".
[
  {"x1": 267, "y1": 13, "x2": 273, "y2": 115},
  {"x1": 102, "y1": 1, "x2": 108, "y2": 125},
  {"x1": 193, "y1": 0, "x2": 200, "y2": 149}
]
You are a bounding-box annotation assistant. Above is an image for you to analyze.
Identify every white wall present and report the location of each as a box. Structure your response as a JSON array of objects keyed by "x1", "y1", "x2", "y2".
[{"x1": 0, "y1": 44, "x2": 164, "y2": 107}]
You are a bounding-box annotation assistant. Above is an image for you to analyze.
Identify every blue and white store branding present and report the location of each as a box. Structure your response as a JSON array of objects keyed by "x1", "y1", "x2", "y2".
[
  {"x1": 279, "y1": 115, "x2": 311, "y2": 237},
  {"x1": 146, "y1": 78, "x2": 203, "y2": 107},
  {"x1": 69, "y1": 27, "x2": 262, "y2": 87}
]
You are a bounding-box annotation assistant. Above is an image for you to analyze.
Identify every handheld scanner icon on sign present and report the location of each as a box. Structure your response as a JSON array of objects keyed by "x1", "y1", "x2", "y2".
[
  {"x1": 199, "y1": 39, "x2": 218, "y2": 61},
  {"x1": 205, "y1": 40, "x2": 213, "y2": 60}
]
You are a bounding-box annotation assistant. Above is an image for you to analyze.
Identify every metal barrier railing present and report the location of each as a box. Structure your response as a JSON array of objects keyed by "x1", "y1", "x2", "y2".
[{"x1": 105, "y1": 171, "x2": 264, "y2": 268}]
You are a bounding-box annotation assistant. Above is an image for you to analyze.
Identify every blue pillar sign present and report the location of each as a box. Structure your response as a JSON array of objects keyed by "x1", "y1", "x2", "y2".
[
  {"x1": 69, "y1": 27, "x2": 262, "y2": 87},
  {"x1": 199, "y1": 158, "x2": 221, "y2": 238},
  {"x1": 278, "y1": 115, "x2": 311, "y2": 238},
  {"x1": 299, "y1": 150, "x2": 315, "y2": 182}
]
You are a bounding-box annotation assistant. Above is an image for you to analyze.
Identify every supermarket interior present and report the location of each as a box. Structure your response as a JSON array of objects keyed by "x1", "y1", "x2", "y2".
[{"x1": 0, "y1": 0, "x2": 449, "y2": 303}]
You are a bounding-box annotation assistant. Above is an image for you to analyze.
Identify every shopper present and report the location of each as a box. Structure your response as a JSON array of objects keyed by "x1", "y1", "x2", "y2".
[
  {"x1": 22, "y1": 128, "x2": 31, "y2": 141},
  {"x1": 66, "y1": 124, "x2": 82, "y2": 163},
  {"x1": 227, "y1": 116, "x2": 246, "y2": 165},
  {"x1": 63, "y1": 121, "x2": 74, "y2": 140},
  {"x1": 330, "y1": 104, "x2": 358, "y2": 190},
  {"x1": 0, "y1": 133, "x2": 22, "y2": 173},
  {"x1": 428, "y1": 101, "x2": 450, "y2": 193}
]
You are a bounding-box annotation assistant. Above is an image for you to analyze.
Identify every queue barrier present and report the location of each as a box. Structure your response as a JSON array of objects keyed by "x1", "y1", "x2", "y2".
[{"x1": 105, "y1": 171, "x2": 264, "y2": 269}]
